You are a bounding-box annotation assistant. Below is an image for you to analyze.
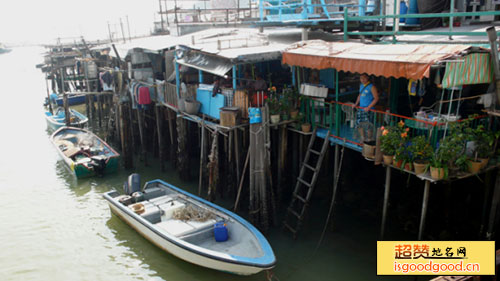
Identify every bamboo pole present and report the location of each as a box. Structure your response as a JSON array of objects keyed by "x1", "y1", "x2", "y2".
[{"x1": 234, "y1": 149, "x2": 250, "y2": 212}]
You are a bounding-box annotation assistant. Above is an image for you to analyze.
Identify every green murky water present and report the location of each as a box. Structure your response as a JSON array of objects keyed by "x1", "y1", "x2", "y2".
[{"x1": 0, "y1": 47, "x2": 417, "y2": 281}]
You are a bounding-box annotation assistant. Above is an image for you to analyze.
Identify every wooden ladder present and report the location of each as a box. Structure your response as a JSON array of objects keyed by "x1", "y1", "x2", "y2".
[{"x1": 283, "y1": 128, "x2": 330, "y2": 239}]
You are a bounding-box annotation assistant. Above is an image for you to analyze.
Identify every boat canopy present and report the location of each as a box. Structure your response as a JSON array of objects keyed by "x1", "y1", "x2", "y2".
[{"x1": 282, "y1": 40, "x2": 476, "y2": 80}]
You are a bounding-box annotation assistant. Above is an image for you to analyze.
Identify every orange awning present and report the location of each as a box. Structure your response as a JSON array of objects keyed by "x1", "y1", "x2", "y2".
[{"x1": 282, "y1": 40, "x2": 473, "y2": 80}]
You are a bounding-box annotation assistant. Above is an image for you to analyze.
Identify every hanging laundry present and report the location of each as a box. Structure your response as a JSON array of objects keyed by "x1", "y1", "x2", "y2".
[
  {"x1": 417, "y1": 78, "x2": 426, "y2": 97},
  {"x1": 100, "y1": 71, "x2": 114, "y2": 91},
  {"x1": 408, "y1": 79, "x2": 418, "y2": 96},
  {"x1": 138, "y1": 87, "x2": 151, "y2": 105}
]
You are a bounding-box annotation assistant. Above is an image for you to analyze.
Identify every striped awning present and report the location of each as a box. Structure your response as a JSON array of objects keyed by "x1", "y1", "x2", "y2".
[{"x1": 441, "y1": 53, "x2": 494, "y2": 88}]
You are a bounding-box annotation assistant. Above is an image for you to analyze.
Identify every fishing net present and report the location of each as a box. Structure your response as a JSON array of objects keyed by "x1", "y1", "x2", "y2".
[{"x1": 172, "y1": 205, "x2": 216, "y2": 222}]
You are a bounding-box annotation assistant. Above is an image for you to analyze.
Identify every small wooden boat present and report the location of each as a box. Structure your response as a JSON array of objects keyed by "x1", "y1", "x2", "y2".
[
  {"x1": 45, "y1": 107, "x2": 88, "y2": 131},
  {"x1": 0, "y1": 43, "x2": 10, "y2": 54},
  {"x1": 52, "y1": 93, "x2": 87, "y2": 106},
  {"x1": 50, "y1": 127, "x2": 120, "y2": 178},
  {"x1": 103, "y1": 175, "x2": 276, "y2": 275}
]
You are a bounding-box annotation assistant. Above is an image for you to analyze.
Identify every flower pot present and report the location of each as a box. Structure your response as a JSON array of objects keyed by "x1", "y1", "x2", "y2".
[
  {"x1": 290, "y1": 110, "x2": 299, "y2": 119},
  {"x1": 413, "y1": 162, "x2": 428, "y2": 175},
  {"x1": 184, "y1": 99, "x2": 200, "y2": 115},
  {"x1": 468, "y1": 160, "x2": 481, "y2": 174},
  {"x1": 281, "y1": 114, "x2": 289, "y2": 121},
  {"x1": 301, "y1": 123, "x2": 311, "y2": 133},
  {"x1": 270, "y1": 114, "x2": 280, "y2": 124},
  {"x1": 383, "y1": 154, "x2": 393, "y2": 165},
  {"x1": 393, "y1": 156, "x2": 403, "y2": 169},
  {"x1": 404, "y1": 162, "x2": 412, "y2": 172},
  {"x1": 430, "y1": 166, "x2": 445, "y2": 180},
  {"x1": 479, "y1": 158, "x2": 489, "y2": 169},
  {"x1": 362, "y1": 141, "x2": 376, "y2": 160}
]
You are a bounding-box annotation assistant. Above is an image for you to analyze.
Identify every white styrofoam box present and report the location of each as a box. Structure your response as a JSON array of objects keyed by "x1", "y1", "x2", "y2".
[
  {"x1": 158, "y1": 200, "x2": 185, "y2": 220},
  {"x1": 301, "y1": 83, "x2": 328, "y2": 98}
]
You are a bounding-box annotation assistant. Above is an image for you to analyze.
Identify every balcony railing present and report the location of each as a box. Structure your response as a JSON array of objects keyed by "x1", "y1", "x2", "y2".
[{"x1": 300, "y1": 96, "x2": 489, "y2": 150}]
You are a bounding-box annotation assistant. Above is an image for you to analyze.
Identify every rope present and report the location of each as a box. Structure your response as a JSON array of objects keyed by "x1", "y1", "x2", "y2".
[
  {"x1": 314, "y1": 146, "x2": 345, "y2": 253},
  {"x1": 438, "y1": 93, "x2": 485, "y2": 104}
]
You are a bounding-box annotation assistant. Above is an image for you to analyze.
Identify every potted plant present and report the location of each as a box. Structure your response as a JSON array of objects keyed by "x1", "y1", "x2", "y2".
[
  {"x1": 471, "y1": 125, "x2": 496, "y2": 169},
  {"x1": 280, "y1": 99, "x2": 290, "y2": 121},
  {"x1": 293, "y1": 112, "x2": 304, "y2": 130},
  {"x1": 408, "y1": 135, "x2": 433, "y2": 175},
  {"x1": 283, "y1": 87, "x2": 299, "y2": 119},
  {"x1": 429, "y1": 153, "x2": 447, "y2": 180},
  {"x1": 267, "y1": 94, "x2": 280, "y2": 124},
  {"x1": 380, "y1": 124, "x2": 405, "y2": 165},
  {"x1": 428, "y1": 137, "x2": 456, "y2": 180},
  {"x1": 394, "y1": 142, "x2": 413, "y2": 171},
  {"x1": 301, "y1": 121, "x2": 311, "y2": 133}
]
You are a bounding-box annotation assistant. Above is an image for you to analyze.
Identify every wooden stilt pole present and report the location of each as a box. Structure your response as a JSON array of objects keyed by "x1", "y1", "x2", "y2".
[
  {"x1": 234, "y1": 128, "x2": 241, "y2": 190},
  {"x1": 136, "y1": 107, "x2": 147, "y2": 165},
  {"x1": 119, "y1": 103, "x2": 133, "y2": 168},
  {"x1": 207, "y1": 131, "x2": 218, "y2": 202},
  {"x1": 234, "y1": 149, "x2": 250, "y2": 212},
  {"x1": 127, "y1": 100, "x2": 136, "y2": 156},
  {"x1": 155, "y1": 104, "x2": 165, "y2": 171},
  {"x1": 176, "y1": 116, "x2": 189, "y2": 180},
  {"x1": 487, "y1": 172, "x2": 500, "y2": 240},
  {"x1": 380, "y1": 166, "x2": 392, "y2": 239},
  {"x1": 45, "y1": 77, "x2": 53, "y2": 114},
  {"x1": 98, "y1": 94, "x2": 103, "y2": 128},
  {"x1": 418, "y1": 180, "x2": 431, "y2": 240},
  {"x1": 198, "y1": 118, "x2": 206, "y2": 196},
  {"x1": 85, "y1": 94, "x2": 90, "y2": 118}
]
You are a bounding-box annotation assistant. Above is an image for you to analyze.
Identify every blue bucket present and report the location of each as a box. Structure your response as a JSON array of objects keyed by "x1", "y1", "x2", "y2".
[
  {"x1": 214, "y1": 222, "x2": 228, "y2": 242},
  {"x1": 249, "y1": 107, "x2": 262, "y2": 124}
]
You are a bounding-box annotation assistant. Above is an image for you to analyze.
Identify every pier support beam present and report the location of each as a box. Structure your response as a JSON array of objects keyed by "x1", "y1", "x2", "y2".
[
  {"x1": 155, "y1": 104, "x2": 165, "y2": 171},
  {"x1": 418, "y1": 180, "x2": 431, "y2": 240},
  {"x1": 487, "y1": 172, "x2": 500, "y2": 240},
  {"x1": 380, "y1": 166, "x2": 392, "y2": 239},
  {"x1": 176, "y1": 116, "x2": 190, "y2": 180}
]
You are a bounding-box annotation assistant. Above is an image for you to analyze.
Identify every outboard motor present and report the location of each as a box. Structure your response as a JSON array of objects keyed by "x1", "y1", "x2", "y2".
[
  {"x1": 123, "y1": 173, "x2": 141, "y2": 195},
  {"x1": 89, "y1": 155, "x2": 107, "y2": 176}
]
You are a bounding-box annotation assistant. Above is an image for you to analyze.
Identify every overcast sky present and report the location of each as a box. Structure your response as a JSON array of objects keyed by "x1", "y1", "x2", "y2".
[{"x1": 0, "y1": 0, "x2": 158, "y2": 45}]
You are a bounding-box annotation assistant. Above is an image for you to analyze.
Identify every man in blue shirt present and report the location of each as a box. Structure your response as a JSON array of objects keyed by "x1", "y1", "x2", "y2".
[{"x1": 354, "y1": 73, "x2": 379, "y2": 141}]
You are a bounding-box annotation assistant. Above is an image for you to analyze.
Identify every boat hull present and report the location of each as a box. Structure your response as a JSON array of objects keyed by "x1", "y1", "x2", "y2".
[
  {"x1": 103, "y1": 179, "x2": 276, "y2": 275},
  {"x1": 55, "y1": 94, "x2": 86, "y2": 106},
  {"x1": 106, "y1": 201, "x2": 268, "y2": 275},
  {"x1": 51, "y1": 127, "x2": 120, "y2": 178},
  {"x1": 45, "y1": 109, "x2": 88, "y2": 131}
]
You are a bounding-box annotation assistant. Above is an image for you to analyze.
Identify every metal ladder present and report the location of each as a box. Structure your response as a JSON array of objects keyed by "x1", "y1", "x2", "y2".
[{"x1": 283, "y1": 128, "x2": 330, "y2": 239}]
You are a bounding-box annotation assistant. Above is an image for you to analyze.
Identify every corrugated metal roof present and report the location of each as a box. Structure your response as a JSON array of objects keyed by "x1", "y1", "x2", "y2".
[
  {"x1": 178, "y1": 27, "x2": 340, "y2": 63},
  {"x1": 282, "y1": 40, "x2": 473, "y2": 79}
]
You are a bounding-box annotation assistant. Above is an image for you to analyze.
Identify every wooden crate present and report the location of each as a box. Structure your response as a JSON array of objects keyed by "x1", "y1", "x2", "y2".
[
  {"x1": 220, "y1": 109, "x2": 240, "y2": 127},
  {"x1": 234, "y1": 90, "x2": 249, "y2": 119}
]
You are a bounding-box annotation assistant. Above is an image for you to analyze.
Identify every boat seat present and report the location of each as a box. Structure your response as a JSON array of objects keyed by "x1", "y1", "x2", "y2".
[
  {"x1": 185, "y1": 219, "x2": 217, "y2": 234},
  {"x1": 156, "y1": 220, "x2": 196, "y2": 237},
  {"x1": 64, "y1": 147, "x2": 81, "y2": 158}
]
